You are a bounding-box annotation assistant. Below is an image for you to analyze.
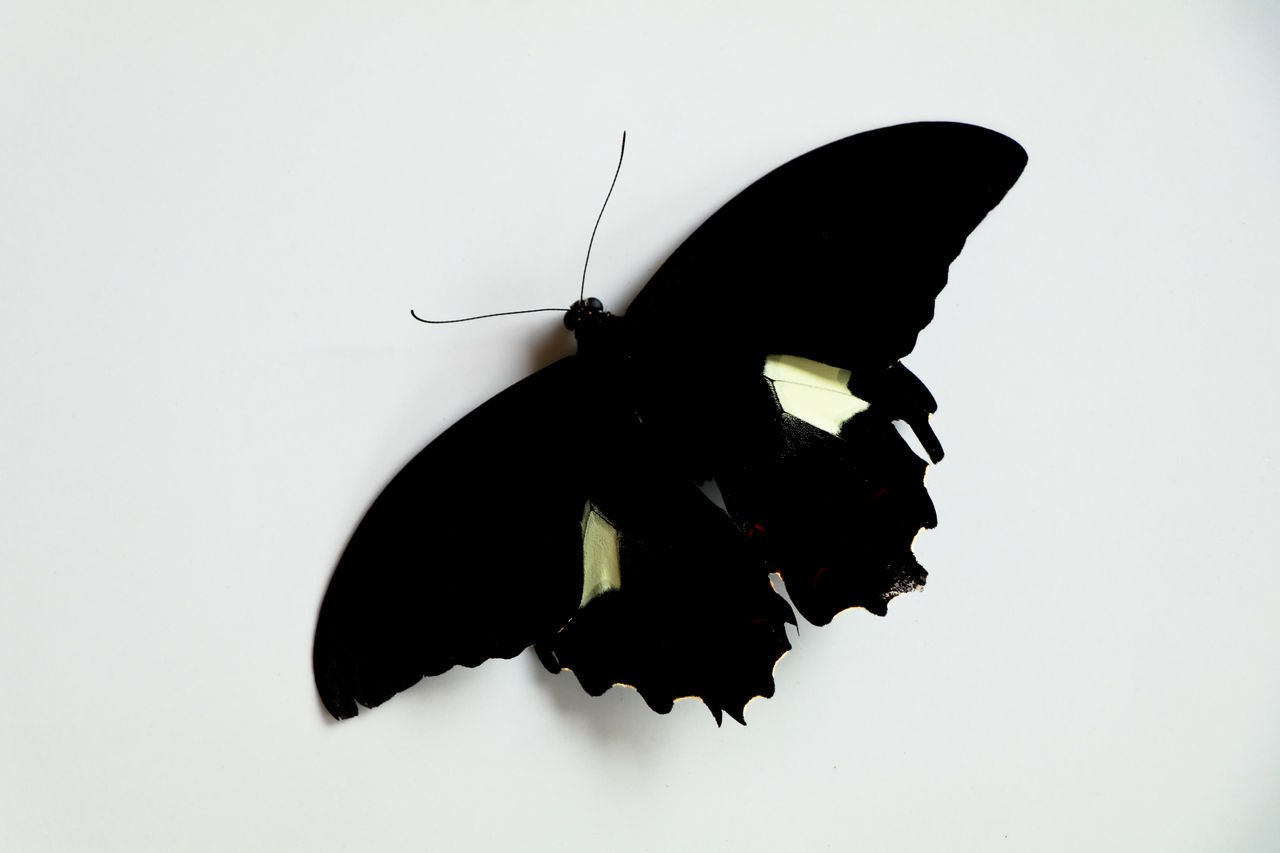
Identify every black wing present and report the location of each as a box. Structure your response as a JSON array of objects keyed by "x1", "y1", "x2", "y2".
[
  {"x1": 623, "y1": 121, "x2": 1027, "y2": 623},
  {"x1": 537, "y1": 452, "x2": 794, "y2": 725},
  {"x1": 626, "y1": 121, "x2": 1027, "y2": 369},
  {"x1": 314, "y1": 354, "x2": 794, "y2": 722},
  {"x1": 314, "y1": 358, "x2": 588, "y2": 718}
]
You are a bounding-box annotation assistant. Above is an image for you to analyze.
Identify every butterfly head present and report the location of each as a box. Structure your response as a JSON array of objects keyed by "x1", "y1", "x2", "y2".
[{"x1": 563, "y1": 296, "x2": 610, "y2": 333}]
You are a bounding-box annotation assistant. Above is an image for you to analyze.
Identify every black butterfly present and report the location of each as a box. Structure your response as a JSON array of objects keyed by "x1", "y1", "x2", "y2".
[{"x1": 314, "y1": 122, "x2": 1027, "y2": 725}]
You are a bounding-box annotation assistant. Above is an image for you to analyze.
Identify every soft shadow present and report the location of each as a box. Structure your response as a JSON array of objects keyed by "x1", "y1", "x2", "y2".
[
  {"x1": 523, "y1": 650, "x2": 697, "y2": 750},
  {"x1": 524, "y1": 320, "x2": 576, "y2": 373},
  {"x1": 312, "y1": 660, "x2": 504, "y2": 727}
]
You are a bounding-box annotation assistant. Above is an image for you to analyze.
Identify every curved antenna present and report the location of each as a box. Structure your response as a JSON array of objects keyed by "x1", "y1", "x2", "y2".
[
  {"x1": 410, "y1": 307, "x2": 563, "y2": 324},
  {"x1": 580, "y1": 131, "x2": 627, "y2": 302}
]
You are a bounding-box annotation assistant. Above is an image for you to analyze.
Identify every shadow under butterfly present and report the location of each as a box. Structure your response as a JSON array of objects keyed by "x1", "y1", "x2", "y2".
[{"x1": 313, "y1": 122, "x2": 1028, "y2": 725}]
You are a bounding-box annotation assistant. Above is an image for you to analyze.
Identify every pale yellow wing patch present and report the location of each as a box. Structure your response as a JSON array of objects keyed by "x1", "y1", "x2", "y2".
[
  {"x1": 579, "y1": 501, "x2": 621, "y2": 608},
  {"x1": 763, "y1": 353, "x2": 869, "y2": 436}
]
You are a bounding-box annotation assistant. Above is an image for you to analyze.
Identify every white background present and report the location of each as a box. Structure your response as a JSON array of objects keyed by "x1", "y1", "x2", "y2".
[{"x1": 2, "y1": 2, "x2": 1277, "y2": 850}]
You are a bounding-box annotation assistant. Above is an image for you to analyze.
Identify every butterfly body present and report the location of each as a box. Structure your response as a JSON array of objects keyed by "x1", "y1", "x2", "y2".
[{"x1": 314, "y1": 122, "x2": 1027, "y2": 724}]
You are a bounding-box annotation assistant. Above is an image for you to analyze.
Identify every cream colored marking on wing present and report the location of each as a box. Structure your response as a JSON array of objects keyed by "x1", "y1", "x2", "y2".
[
  {"x1": 763, "y1": 354, "x2": 869, "y2": 436},
  {"x1": 579, "y1": 500, "x2": 621, "y2": 608}
]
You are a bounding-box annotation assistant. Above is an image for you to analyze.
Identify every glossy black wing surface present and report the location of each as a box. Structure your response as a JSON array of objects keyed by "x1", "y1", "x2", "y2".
[
  {"x1": 314, "y1": 352, "x2": 794, "y2": 722},
  {"x1": 536, "y1": 459, "x2": 794, "y2": 725},
  {"x1": 711, "y1": 381, "x2": 939, "y2": 625},
  {"x1": 625, "y1": 122, "x2": 1027, "y2": 372},
  {"x1": 622, "y1": 121, "x2": 1027, "y2": 624},
  {"x1": 314, "y1": 358, "x2": 588, "y2": 718}
]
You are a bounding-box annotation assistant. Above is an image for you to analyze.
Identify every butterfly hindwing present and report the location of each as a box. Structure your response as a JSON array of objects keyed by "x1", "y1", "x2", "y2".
[
  {"x1": 537, "y1": 449, "x2": 794, "y2": 724},
  {"x1": 716, "y1": 385, "x2": 937, "y2": 625}
]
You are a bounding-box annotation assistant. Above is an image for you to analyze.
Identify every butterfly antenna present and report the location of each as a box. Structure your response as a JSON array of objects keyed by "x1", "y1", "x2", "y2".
[
  {"x1": 580, "y1": 131, "x2": 627, "y2": 302},
  {"x1": 409, "y1": 307, "x2": 564, "y2": 324},
  {"x1": 413, "y1": 133, "x2": 626, "y2": 325}
]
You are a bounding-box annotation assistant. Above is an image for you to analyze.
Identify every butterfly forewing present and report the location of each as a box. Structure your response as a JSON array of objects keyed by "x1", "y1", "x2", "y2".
[{"x1": 314, "y1": 359, "x2": 590, "y2": 718}]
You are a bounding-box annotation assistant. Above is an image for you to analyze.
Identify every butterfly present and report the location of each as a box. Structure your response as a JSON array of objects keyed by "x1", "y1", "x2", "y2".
[{"x1": 313, "y1": 122, "x2": 1027, "y2": 725}]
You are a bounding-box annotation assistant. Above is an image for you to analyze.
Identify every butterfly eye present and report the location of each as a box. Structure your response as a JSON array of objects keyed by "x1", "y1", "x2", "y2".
[{"x1": 563, "y1": 297, "x2": 608, "y2": 330}]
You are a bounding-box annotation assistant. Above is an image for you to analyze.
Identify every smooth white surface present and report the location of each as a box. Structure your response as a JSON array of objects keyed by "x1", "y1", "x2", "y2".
[{"x1": 2, "y1": 2, "x2": 1278, "y2": 851}]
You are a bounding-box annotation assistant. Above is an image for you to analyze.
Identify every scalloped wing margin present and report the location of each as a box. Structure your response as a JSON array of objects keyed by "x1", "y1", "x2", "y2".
[{"x1": 536, "y1": 474, "x2": 794, "y2": 726}]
